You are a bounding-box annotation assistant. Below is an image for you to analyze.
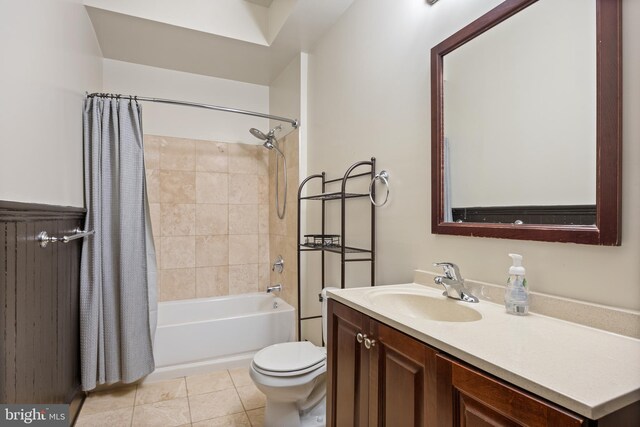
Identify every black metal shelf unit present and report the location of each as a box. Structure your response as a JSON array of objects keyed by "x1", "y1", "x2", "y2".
[{"x1": 296, "y1": 158, "x2": 377, "y2": 340}]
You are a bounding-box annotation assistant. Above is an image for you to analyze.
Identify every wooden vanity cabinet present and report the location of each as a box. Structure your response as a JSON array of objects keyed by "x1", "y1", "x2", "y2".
[
  {"x1": 327, "y1": 297, "x2": 369, "y2": 426},
  {"x1": 327, "y1": 300, "x2": 439, "y2": 426},
  {"x1": 327, "y1": 300, "x2": 638, "y2": 427},
  {"x1": 436, "y1": 355, "x2": 586, "y2": 426}
]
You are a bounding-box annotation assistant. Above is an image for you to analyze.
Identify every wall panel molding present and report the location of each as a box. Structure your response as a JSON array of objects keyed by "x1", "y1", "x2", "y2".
[{"x1": 0, "y1": 200, "x2": 85, "y2": 422}]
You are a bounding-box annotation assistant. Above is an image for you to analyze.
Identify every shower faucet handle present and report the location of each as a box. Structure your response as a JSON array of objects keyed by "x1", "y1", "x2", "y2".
[{"x1": 272, "y1": 255, "x2": 284, "y2": 274}]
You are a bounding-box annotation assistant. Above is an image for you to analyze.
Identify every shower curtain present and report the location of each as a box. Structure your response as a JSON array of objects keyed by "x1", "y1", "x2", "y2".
[{"x1": 80, "y1": 97, "x2": 157, "y2": 391}]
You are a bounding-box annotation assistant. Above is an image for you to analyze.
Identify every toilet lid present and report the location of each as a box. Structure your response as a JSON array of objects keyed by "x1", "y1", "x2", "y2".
[{"x1": 253, "y1": 341, "x2": 326, "y2": 373}]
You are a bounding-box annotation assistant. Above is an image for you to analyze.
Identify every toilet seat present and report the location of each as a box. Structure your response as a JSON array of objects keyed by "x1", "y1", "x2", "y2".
[{"x1": 253, "y1": 342, "x2": 326, "y2": 377}]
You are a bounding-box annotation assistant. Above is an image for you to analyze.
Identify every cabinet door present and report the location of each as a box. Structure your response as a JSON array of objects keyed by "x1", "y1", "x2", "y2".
[
  {"x1": 369, "y1": 319, "x2": 439, "y2": 427},
  {"x1": 327, "y1": 300, "x2": 369, "y2": 427},
  {"x1": 436, "y1": 355, "x2": 586, "y2": 427}
]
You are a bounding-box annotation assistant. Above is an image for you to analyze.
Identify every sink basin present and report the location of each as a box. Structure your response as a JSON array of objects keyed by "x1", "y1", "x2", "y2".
[{"x1": 367, "y1": 291, "x2": 482, "y2": 322}]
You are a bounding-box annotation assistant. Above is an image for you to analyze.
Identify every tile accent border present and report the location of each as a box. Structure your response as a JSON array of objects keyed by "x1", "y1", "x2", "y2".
[{"x1": 414, "y1": 270, "x2": 640, "y2": 339}]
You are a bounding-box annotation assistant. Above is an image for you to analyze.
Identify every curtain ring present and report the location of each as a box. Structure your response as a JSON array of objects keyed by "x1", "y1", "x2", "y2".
[{"x1": 369, "y1": 170, "x2": 390, "y2": 207}]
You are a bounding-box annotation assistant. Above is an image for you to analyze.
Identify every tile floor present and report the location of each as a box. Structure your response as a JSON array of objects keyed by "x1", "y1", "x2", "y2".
[{"x1": 75, "y1": 367, "x2": 265, "y2": 427}]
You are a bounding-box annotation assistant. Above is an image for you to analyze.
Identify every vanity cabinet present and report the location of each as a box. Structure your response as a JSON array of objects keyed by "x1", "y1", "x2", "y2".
[
  {"x1": 436, "y1": 355, "x2": 585, "y2": 426},
  {"x1": 327, "y1": 299, "x2": 438, "y2": 426},
  {"x1": 327, "y1": 300, "x2": 638, "y2": 427}
]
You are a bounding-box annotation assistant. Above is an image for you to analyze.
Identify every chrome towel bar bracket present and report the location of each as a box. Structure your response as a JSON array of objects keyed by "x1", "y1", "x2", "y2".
[
  {"x1": 38, "y1": 227, "x2": 95, "y2": 248},
  {"x1": 369, "y1": 170, "x2": 390, "y2": 207}
]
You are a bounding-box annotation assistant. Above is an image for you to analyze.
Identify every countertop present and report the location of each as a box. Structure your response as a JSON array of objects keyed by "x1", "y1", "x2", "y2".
[{"x1": 327, "y1": 283, "x2": 640, "y2": 420}]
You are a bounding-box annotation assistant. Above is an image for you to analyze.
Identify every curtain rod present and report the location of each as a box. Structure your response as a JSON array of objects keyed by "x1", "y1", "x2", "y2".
[{"x1": 86, "y1": 92, "x2": 299, "y2": 129}]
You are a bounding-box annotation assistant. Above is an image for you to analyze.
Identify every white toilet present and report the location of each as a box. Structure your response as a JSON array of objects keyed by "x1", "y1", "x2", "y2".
[{"x1": 249, "y1": 288, "x2": 335, "y2": 427}]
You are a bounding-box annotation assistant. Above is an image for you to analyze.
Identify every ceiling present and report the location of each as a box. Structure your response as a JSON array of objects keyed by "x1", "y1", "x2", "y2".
[{"x1": 85, "y1": 0, "x2": 355, "y2": 85}]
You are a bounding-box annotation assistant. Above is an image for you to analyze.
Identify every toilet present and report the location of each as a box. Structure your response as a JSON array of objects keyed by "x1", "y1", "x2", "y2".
[{"x1": 249, "y1": 288, "x2": 335, "y2": 427}]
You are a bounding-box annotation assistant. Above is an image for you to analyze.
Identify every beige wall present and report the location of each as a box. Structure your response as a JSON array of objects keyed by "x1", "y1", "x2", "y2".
[
  {"x1": 0, "y1": 0, "x2": 102, "y2": 207},
  {"x1": 103, "y1": 59, "x2": 269, "y2": 144},
  {"x1": 145, "y1": 135, "x2": 271, "y2": 301},
  {"x1": 307, "y1": 0, "x2": 640, "y2": 310}
]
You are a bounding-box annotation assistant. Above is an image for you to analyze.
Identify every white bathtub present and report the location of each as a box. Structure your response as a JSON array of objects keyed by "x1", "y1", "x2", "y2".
[{"x1": 145, "y1": 293, "x2": 295, "y2": 382}]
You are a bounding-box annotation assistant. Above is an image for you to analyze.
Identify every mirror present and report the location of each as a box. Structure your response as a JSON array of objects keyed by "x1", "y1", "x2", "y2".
[{"x1": 431, "y1": 0, "x2": 621, "y2": 245}]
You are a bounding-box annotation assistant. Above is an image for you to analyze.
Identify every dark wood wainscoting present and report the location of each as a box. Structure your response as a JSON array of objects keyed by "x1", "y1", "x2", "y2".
[{"x1": 0, "y1": 201, "x2": 86, "y2": 421}]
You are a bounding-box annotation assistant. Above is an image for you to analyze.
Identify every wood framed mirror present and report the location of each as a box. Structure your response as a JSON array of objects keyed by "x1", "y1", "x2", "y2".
[{"x1": 431, "y1": 0, "x2": 621, "y2": 245}]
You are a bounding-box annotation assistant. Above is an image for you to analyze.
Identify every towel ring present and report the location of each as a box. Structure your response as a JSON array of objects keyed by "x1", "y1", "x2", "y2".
[{"x1": 369, "y1": 170, "x2": 390, "y2": 207}]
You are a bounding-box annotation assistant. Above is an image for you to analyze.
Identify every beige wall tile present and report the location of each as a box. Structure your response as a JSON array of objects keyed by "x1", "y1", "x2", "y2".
[
  {"x1": 228, "y1": 235, "x2": 258, "y2": 265},
  {"x1": 155, "y1": 248, "x2": 161, "y2": 272},
  {"x1": 229, "y1": 264, "x2": 258, "y2": 294},
  {"x1": 258, "y1": 178, "x2": 269, "y2": 205},
  {"x1": 75, "y1": 407, "x2": 133, "y2": 427},
  {"x1": 186, "y1": 370, "x2": 234, "y2": 396},
  {"x1": 196, "y1": 172, "x2": 228, "y2": 204},
  {"x1": 147, "y1": 135, "x2": 281, "y2": 303},
  {"x1": 188, "y1": 389, "x2": 244, "y2": 422},
  {"x1": 161, "y1": 236, "x2": 195, "y2": 269},
  {"x1": 81, "y1": 385, "x2": 136, "y2": 415},
  {"x1": 257, "y1": 148, "x2": 269, "y2": 176},
  {"x1": 132, "y1": 397, "x2": 191, "y2": 427},
  {"x1": 146, "y1": 169, "x2": 160, "y2": 203},
  {"x1": 228, "y1": 174, "x2": 258, "y2": 204},
  {"x1": 160, "y1": 170, "x2": 196, "y2": 204},
  {"x1": 228, "y1": 142, "x2": 257, "y2": 174},
  {"x1": 161, "y1": 203, "x2": 196, "y2": 236},
  {"x1": 258, "y1": 263, "x2": 270, "y2": 290},
  {"x1": 196, "y1": 266, "x2": 229, "y2": 298},
  {"x1": 282, "y1": 133, "x2": 299, "y2": 171},
  {"x1": 160, "y1": 136, "x2": 195, "y2": 171},
  {"x1": 269, "y1": 214, "x2": 286, "y2": 237},
  {"x1": 144, "y1": 135, "x2": 161, "y2": 170},
  {"x1": 228, "y1": 205, "x2": 259, "y2": 235},
  {"x1": 285, "y1": 173, "x2": 298, "y2": 215},
  {"x1": 159, "y1": 269, "x2": 196, "y2": 301},
  {"x1": 258, "y1": 234, "x2": 269, "y2": 264},
  {"x1": 196, "y1": 235, "x2": 229, "y2": 267},
  {"x1": 149, "y1": 203, "x2": 161, "y2": 237},
  {"x1": 236, "y1": 383, "x2": 266, "y2": 411},
  {"x1": 196, "y1": 140, "x2": 228, "y2": 173},
  {"x1": 285, "y1": 207, "x2": 298, "y2": 239},
  {"x1": 258, "y1": 204, "x2": 269, "y2": 234},
  {"x1": 192, "y1": 413, "x2": 250, "y2": 427},
  {"x1": 195, "y1": 204, "x2": 228, "y2": 235},
  {"x1": 135, "y1": 378, "x2": 187, "y2": 406}
]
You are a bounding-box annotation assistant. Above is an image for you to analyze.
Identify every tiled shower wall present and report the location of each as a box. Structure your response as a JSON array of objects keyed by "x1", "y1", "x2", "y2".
[
  {"x1": 144, "y1": 135, "x2": 271, "y2": 302},
  {"x1": 268, "y1": 131, "x2": 300, "y2": 328}
]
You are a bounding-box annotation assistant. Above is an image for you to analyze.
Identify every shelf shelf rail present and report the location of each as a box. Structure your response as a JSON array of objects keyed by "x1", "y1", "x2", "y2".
[{"x1": 296, "y1": 158, "x2": 377, "y2": 341}]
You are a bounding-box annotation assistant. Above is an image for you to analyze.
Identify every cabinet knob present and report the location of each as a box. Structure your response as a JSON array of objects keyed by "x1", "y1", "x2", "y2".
[
  {"x1": 364, "y1": 337, "x2": 376, "y2": 349},
  {"x1": 356, "y1": 333, "x2": 365, "y2": 343}
]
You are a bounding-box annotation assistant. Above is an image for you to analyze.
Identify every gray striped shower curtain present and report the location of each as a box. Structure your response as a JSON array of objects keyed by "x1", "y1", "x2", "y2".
[{"x1": 80, "y1": 97, "x2": 157, "y2": 390}]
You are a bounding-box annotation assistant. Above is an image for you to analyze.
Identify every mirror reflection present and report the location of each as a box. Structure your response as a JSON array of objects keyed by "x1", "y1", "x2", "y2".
[{"x1": 442, "y1": 0, "x2": 596, "y2": 225}]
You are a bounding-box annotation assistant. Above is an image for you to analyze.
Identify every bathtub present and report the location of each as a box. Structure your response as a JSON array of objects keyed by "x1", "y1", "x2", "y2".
[{"x1": 145, "y1": 293, "x2": 295, "y2": 382}]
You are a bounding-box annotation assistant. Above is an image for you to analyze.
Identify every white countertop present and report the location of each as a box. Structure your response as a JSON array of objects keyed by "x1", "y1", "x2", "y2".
[{"x1": 327, "y1": 283, "x2": 640, "y2": 420}]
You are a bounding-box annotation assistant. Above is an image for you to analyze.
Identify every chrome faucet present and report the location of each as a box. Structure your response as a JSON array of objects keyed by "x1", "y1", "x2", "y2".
[
  {"x1": 433, "y1": 262, "x2": 479, "y2": 303},
  {"x1": 266, "y1": 284, "x2": 282, "y2": 294}
]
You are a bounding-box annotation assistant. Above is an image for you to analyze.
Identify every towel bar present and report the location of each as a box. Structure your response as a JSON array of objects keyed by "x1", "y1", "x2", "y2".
[{"x1": 38, "y1": 227, "x2": 94, "y2": 248}]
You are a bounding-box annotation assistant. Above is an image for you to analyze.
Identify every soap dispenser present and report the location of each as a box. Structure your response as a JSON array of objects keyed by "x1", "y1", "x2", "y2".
[{"x1": 505, "y1": 253, "x2": 529, "y2": 315}]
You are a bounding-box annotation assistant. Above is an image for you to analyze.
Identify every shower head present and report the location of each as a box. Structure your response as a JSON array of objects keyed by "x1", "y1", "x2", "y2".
[
  {"x1": 249, "y1": 126, "x2": 283, "y2": 154},
  {"x1": 249, "y1": 128, "x2": 268, "y2": 141}
]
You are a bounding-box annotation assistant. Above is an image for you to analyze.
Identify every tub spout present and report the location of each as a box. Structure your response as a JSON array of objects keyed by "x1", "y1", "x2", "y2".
[{"x1": 266, "y1": 284, "x2": 282, "y2": 294}]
